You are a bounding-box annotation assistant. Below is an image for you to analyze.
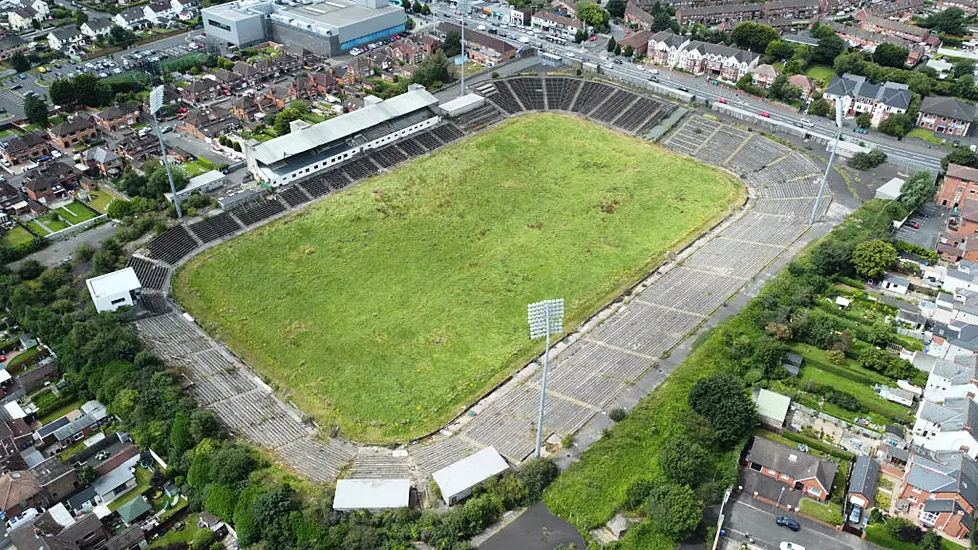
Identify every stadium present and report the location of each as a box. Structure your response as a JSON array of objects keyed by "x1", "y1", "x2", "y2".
[{"x1": 127, "y1": 74, "x2": 831, "y2": 484}]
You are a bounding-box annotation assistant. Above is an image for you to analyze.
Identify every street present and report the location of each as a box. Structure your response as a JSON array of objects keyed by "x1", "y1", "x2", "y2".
[{"x1": 721, "y1": 497, "x2": 874, "y2": 550}]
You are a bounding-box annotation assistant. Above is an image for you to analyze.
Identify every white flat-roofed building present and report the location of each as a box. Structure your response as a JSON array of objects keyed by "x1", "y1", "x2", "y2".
[
  {"x1": 432, "y1": 447, "x2": 509, "y2": 505},
  {"x1": 244, "y1": 85, "x2": 440, "y2": 187},
  {"x1": 439, "y1": 93, "x2": 486, "y2": 117},
  {"x1": 165, "y1": 170, "x2": 226, "y2": 203},
  {"x1": 332, "y1": 479, "x2": 411, "y2": 511},
  {"x1": 85, "y1": 267, "x2": 142, "y2": 313}
]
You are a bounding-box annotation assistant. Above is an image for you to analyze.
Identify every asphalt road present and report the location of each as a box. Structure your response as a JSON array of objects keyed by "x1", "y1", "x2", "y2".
[
  {"x1": 480, "y1": 503, "x2": 585, "y2": 550},
  {"x1": 721, "y1": 496, "x2": 873, "y2": 550}
]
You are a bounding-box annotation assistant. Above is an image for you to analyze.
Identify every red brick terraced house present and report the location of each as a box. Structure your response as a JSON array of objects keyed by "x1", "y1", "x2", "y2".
[
  {"x1": 181, "y1": 78, "x2": 222, "y2": 105},
  {"x1": 93, "y1": 103, "x2": 142, "y2": 133},
  {"x1": 1, "y1": 131, "x2": 50, "y2": 165},
  {"x1": 938, "y1": 164, "x2": 978, "y2": 208},
  {"x1": 900, "y1": 452, "x2": 978, "y2": 540},
  {"x1": 48, "y1": 117, "x2": 97, "y2": 152},
  {"x1": 916, "y1": 96, "x2": 977, "y2": 138},
  {"x1": 745, "y1": 436, "x2": 838, "y2": 501}
]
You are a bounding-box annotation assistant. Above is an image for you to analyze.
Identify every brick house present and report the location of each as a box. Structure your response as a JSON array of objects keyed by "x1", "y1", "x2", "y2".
[
  {"x1": 848, "y1": 455, "x2": 881, "y2": 509},
  {"x1": 619, "y1": 30, "x2": 652, "y2": 57},
  {"x1": 213, "y1": 68, "x2": 242, "y2": 91},
  {"x1": 916, "y1": 96, "x2": 976, "y2": 138},
  {"x1": 181, "y1": 78, "x2": 222, "y2": 104},
  {"x1": 93, "y1": 103, "x2": 142, "y2": 132},
  {"x1": 678, "y1": 41, "x2": 760, "y2": 82},
  {"x1": 177, "y1": 105, "x2": 239, "y2": 141},
  {"x1": 751, "y1": 63, "x2": 779, "y2": 89},
  {"x1": 24, "y1": 174, "x2": 65, "y2": 203},
  {"x1": 231, "y1": 95, "x2": 260, "y2": 121},
  {"x1": 83, "y1": 147, "x2": 124, "y2": 176},
  {"x1": 115, "y1": 132, "x2": 160, "y2": 162},
  {"x1": 1, "y1": 132, "x2": 50, "y2": 165},
  {"x1": 858, "y1": 12, "x2": 930, "y2": 43},
  {"x1": 899, "y1": 452, "x2": 978, "y2": 540},
  {"x1": 938, "y1": 164, "x2": 978, "y2": 208},
  {"x1": 436, "y1": 23, "x2": 516, "y2": 66},
  {"x1": 625, "y1": 0, "x2": 655, "y2": 29},
  {"x1": 745, "y1": 436, "x2": 838, "y2": 501},
  {"x1": 0, "y1": 35, "x2": 29, "y2": 63},
  {"x1": 266, "y1": 80, "x2": 300, "y2": 110},
  {"x1": 48, "y1": 117, "x2": 97, "y2": 152},
  {"x1": 787, "y1": 74, "x2": 818, "y2": 101},
  {"x1": 389, "y1": 40, "x2": 425, "y2": 65}
]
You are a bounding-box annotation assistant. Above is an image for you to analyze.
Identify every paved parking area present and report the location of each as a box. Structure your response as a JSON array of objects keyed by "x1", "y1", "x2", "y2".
[
  {"x1": 721, "y1": 496, "x2": 871, "y2": 550},
  {"x1": 893, "y1": 203, "x2": 947, "y2": 250},
  {"x1": 480, "y1": 503, "x2": 585, "y2": 550}
]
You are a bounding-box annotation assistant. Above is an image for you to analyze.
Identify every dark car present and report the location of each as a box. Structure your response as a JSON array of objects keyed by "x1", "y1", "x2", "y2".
[{"x1": 777, "y1": 516, "x2": 801, "y2": 532}]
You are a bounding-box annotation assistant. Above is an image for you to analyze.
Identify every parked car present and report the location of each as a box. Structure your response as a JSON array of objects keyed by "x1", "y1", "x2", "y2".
[
  {"x1": 17, "y1": 74, "x2": 25, "y2": 80},
  {"x1": 848, "y1": 505, "x2": 862, "y2": 524},
  {"x1": 779, "y1": 544, "x2": 804, "y2": 550},
  {"x1": 776, "y1": 516, "x2": 800, "y2": 532}
]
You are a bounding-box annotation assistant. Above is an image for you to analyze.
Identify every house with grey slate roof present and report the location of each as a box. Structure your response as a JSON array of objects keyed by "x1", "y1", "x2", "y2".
[
  {"x1": 899, "y1": 451, "x2": 978, "y2": 540},
  {"x1": 745, "y1": 436, "x2": 837, "y2": 501},
  {"x1": 912, "y1": 397, "x2": 978, "y2": 459},
  {"x1": 848, "y1": 455, "x2": 880, "y2": 509},
  {"x1": 824, "y1": 73, "x2": 913, "y2": 128},
  {"x1": 677, "y1": 40, "x2": 760, "y2": 82},
  {"x1": 916, "y1": 96, "x2": 977, "y2": 138}
]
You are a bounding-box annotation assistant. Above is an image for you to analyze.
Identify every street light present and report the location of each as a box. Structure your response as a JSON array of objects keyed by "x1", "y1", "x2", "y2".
[
  {"x1": 528, "y1": 298, "x2": 564, "y2": 458},
  {"x1": 458, "y1": 0, "x2": 467, "y2": 97},
  {"x1": 149, "y1": 85, "x2": 182, "y2": 219},
  {"x1": 810, "y1": 99, "x2": 844, "y2": 225}
]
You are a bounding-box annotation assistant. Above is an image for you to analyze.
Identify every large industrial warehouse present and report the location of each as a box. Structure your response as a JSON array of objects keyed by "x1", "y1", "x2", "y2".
[
  {"x1": 243, "y1": 85, "x2": 441, "y2": 187},
  {"x1": 201, "y1": 0, "x2": 405, "y2": 55}
]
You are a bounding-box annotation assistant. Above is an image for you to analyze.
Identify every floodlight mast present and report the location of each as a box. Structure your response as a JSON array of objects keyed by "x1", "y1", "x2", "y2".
[
  {"x1": 459, "y1": 0, "x2": 466, "y2": 97},
  {"x1": 528, "y1": 299, "x2": 564, "y2": 458},
  {"x1": 809, "y1": 100, "x2": 844, "y2": 225},
  {"x1": 149, "y1": 85, "x2": 183, "y2": 219}
]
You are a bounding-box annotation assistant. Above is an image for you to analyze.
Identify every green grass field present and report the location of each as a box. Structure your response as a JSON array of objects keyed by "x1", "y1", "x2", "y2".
[
  {"x1": 180, "y1": 158, "x2": 215, "y2": 177},
  {"x1": 59, "y1": 202, "x2": 99, "y2": 224},
  {"x1": 174, "y1": 113, "x2": 743, "y2": 442},
  {"x1": 805, "y1": 65, "x2": 836, "y2": 86},
  {"x1": 87, "y1": 188, "x2": 123, "y2": 214},
  {"x1": 0, "y1": 225, "x2": 35, "y2": 247}
]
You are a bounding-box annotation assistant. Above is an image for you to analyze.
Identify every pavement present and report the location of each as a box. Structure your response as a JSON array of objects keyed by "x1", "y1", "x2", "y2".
[
  {"x1": 720, "y1": 496, "x2": 873, "y2": 550},
  {"x1": 893, "y1": 202, "x2": 947, "y2": 250},
  {"x1": 478, "y1": 502, "x2": 585, "y2": 550}
]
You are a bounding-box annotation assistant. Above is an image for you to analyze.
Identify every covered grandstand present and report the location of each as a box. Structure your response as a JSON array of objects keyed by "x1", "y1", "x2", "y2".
[{"x1": 243, "y1": 85, "x2": 441, "y2": 187}]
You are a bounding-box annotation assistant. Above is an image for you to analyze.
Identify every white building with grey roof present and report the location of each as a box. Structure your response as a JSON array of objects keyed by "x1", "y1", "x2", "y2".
[
  {"x1": 824, "y1": 73, "x2": 913, "y2": 128},
  {"x1": 243, "y1": 85, "x2": 440, "y2": 188},
  {"x1": 912, "y1": 397, "x2": 978, "y2": 459}
]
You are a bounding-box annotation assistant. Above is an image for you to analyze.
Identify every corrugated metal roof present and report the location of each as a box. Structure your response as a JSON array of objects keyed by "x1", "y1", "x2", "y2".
[
  {"x1": 252, "y1": 88, "x2": 439, "y2": 165},
  {"x1": 432, "y1": 447, "x2": 508, "y2": 500},
  {"x1": 332, "y1": 479, "x2": 410, "y2": 510}
]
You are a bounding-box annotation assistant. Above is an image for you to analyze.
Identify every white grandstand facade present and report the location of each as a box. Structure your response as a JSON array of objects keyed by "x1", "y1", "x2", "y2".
[{"x1": 243, "y1": 85, "x2": 441, "y2": 187}]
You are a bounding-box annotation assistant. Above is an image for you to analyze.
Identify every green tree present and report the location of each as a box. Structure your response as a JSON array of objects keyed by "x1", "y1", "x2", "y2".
[
  {"x1": 606, "y1": 0, "x2": 626, "y2": 18},
  {"x1": 812, "y1": 27, "x2": 845, "y2": 65},
  {"x1": 10, "y1": 52, "x2": 30, "y2": 73},
  {"x1": 74, "y1": 9, "x2": 88, "y2": 25},
  {"x1": 169, "y1": 413, "x2": 193, "y2": 456},
  {"x1": 274, "y1": 107, "x2": 303, "y2": 135},
  {"x1": 923, "y1": 7, "x2": 967, "y2": 35},
  {"x1": 421, "y1": 3, "x2": 431, "y2": 15},
  {"x1": 765, "y1": 39, "x2": 795, "y2": 62},
  {"x1": 851, "y1": 239, "x2": 897, "y2": 280},
  {"x1": 412, "y1": 0, "x2": 422, "y2": 12},
  {"x1": 953, "y1": 58, "x2": 976, "y2": 78},
  {"x1": 884, "y1": 517, "x2": 923, "y2": 543},
  {"x1": 687, "y1": 373, "x2": 756, "y2": 449},
  {"x1": 872, "y1": 43, "x2": 909, "y2": 68},
  {"x1": 443, "y1": 31, "x2": 461, "y2": 57},
  {"x1": 191, "y1": 529, "x2": 220, "y2": 550},
  {"x1": 606, "y1": 36, "x2": 617, "y2": 53},
  {"x1": 515, "y1": 459, "x2": 558, "y2": 504},
  {"x1": 808, "y1": 97, "x2": 830, "y2": 117},
  {"x1": 24, "y1": 94, "x2": 49, "y2": 126},
  {"x1": 730, "y1": 21, "x2": 779, "y2": 53},
  {"x1": 847, "y1": 149, "x2": 887, "y2": 170},
  {"x1": 576, "y1": 2, "x2": 610, "y2": 32},
  {"x1": 646, "y1": 484, "x2": 704, "y2": 541},
  {"x1": 78, "y1": 465, "x2": 97, "y2": 486},
  {"x1": 49, "y1": 78, "x2": 75, "y2": 107},
  {"x1": 204, "y1": 483, "x2": 237, "y2": 522},
  {"x1": 944, "y1": 146, "x2": 978, "y2": 170},
  {"x1": 900, "y1": 171, "x2": 936, "y2": 212},
  {"x1": 614, "y1": 43, "x2": 622, "y2": 56},
  {"x1": 412, "y1": 50, "x2": 452, "y2": 88},
  {"x1": 658, "y1": 435, "x2": 709, "y2": 486},
  {"x1": 878, "y1": 113, "x2": 912, "y2": 138},
  {"x1": 148, "y1": 166, "x2": 188, "y2": 198},
  {"x1": 623, "y1": 45, "x2": 634, "y2": 58},
  {"x1": 919, "y1": 530, "x2": 942, "y2": 550},
  {"x1": 856, "y1": 112, "x2": 872, "y2": 129},
  {"x1": 574, "y1": 28, "x2": 587, "y2": 43}
]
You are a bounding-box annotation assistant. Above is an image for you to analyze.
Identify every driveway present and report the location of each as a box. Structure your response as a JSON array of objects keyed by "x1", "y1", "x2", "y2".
[
  {"x1": 721, "y1": 496, "x2": 873, "y2": 550},
  {"x1": 164, "y1": 134, "x2": 233, "y2": 166}
]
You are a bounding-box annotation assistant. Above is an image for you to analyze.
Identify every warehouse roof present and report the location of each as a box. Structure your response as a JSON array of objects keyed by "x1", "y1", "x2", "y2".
[
  {"x1": 332, "y1": 479, "x2": 410, "y2": 511},
  {"x1": 252, "y1": 87, "x2": 438, "y2": 165},
  {"x1": 432, "y1": 447, "x2": 508, "y2": 500}
]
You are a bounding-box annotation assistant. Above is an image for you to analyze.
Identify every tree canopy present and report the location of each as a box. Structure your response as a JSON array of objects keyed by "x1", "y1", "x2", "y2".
[
  {"x1": 24, "y1": 94, "x2": 49, "y2": 126},
  {"x1": 731, "y1": 22, "x2": 779, "y2": 53},
  {"x1": 872, "y1": 43, "x2": 909, "y2": 68},
  {"x1": 575, "y1": 2, "x2": 610, "y2": 32},
  {"x1": 687, "y1": 373, "x2": 756, "y2": 449},
  {"x1": 851, "y1": 239, "x2": 897, "y2": 280},
  {"x1": 900, "y1": 171, "x2": 936, "y2": 212},
  {"x1": 645, "y1": 484, "x2": 704, "y2": 541}
]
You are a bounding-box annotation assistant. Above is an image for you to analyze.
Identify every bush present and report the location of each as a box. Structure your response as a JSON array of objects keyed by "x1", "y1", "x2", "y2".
[
  {"x1": 623, "y1": 478, "x2": 656, "y2": 510},
  {"x1": 609, "y1": 408, "x2": 626, "y2": 422},
  {"x1": 884, "y1": 517, "x2": 922, "y2": 543},
  {"x1": 827, "y1": 349, "x2": 846, "y2": 365},
  {"x1": 847, "y1": 150, "x2": 887, "y2": 170}
]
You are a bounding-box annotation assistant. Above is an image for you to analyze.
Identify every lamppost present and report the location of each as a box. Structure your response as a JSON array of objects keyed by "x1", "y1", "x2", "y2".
[
  {"x1": 810, "y1": 99, "x2": 844, "y2": 225},
  {"x1": 528, "y1": 298, "x2": 564, "y2": 458},
  {"x1": 149, "y1": 85, "x2": 182, "y2": 219},
  {"x1": 458, "y1": 0, "x2": 467, "y2": 97}
]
